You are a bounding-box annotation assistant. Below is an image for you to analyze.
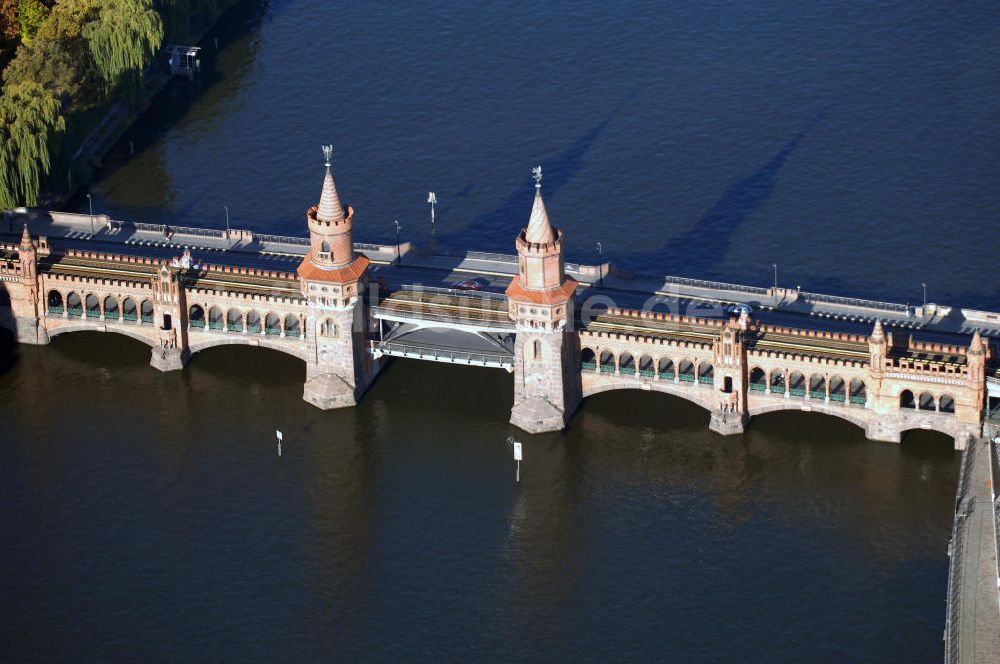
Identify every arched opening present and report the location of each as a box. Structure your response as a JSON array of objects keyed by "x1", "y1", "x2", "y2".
[
  {"x1": 321, "y1": 241, "x2": 330, "y2": 253},
  {"x1": 696, "y1": 362, "x2": 713, "y2": 385},
  {"x1": 749, "y1": 367, "x2": 766, "y2": 392},
  {"x1": 66, "y1": 292, "x2": 82, "y2": 317},
  {"x1": 208, "y1": 306, "x2": 224, "y2": 330},
  {"x1": 189, "y1": 305, "x2": 206, "y2": 328},
  {"x1": 320, "y1": 318, "x2": 339, "y2": 338},
  {"x1": 939, "y1": 394, "x2": 955, "y2": 414},
  {"x1": 533, "y1": 339, "x2": 542, "y2": 360},
  {"x1": 265, "y1": 312, "x2": 281, "y2": 336},
  {"x1": 47, "y1": 290, "x2": 63, "y2": 314},
  {"x1": 140, "y1": 299, "x2": 154, "y2": 324},
  {"x1": 639, "y1": 355, "x2": 654, "y2": 377},
  {"x1": 900, "y1": 390, "x2": 916, "y2": 409},
  {"x1": 678, "y1": 359, "x2": 695, "y2": 383},
  {"x1": 829, "y1": 376, "x2": 846, "y2": 404},
  {"x1": 227, "y1": 308, "x2": 243, "y2": 332},
  {"x1": 85, "y1": 294, "x2": 100, "y2": 318},
  {"x1": 788, "y1": 371, "x2": 806, "y2": 397},
  {"x1": 122, "y1": 297, "x2": 137, "y2": 322},
  {"x1": 284, "y1": 314, "x2": 301, "y2": 337},
  {"x1": 918, "y1": 392, "x2": 935, "y2": 411},
  {"x1": 849, "y1": 379, "x2": 866, "y2": 406},
  {"x1": 102, "y1": 296, "x2": 119, "y2": 320},
  {"x1": 162, "y1": 313, "x2": 172, "y2": 330},
  {"x1": 247, "y1": 310, "x2": 261, "y2": 333},
  {"x1": 770, "y1": 371, "x2": 786, "y2": 394},
  {"x1": 580, "y1": 347, "x2": 597, "y2": 371},
  {"x1": 618, "y1": 352, "x2": 635, "y2": 376},
  {"x1": 658, "y1": 357, "x2": 675, "y2": 380},
  {"x1": 723, "y1": 376, "x2": 733, "y2": 393},
  {"x1": 599, "y1": 350, "x2": 614, "y2": 373},
  {"x1": 808, "y1": 374, "x2": 825, "y2": 399}
]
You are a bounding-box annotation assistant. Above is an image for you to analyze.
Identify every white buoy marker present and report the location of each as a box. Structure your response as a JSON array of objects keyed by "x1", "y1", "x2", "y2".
[
  {"x1": 276, "y1": 429, "x2": 283, "y2": 457},
  {"x1": 513, "y1": 441, "x2": 522, "y2": 483}
]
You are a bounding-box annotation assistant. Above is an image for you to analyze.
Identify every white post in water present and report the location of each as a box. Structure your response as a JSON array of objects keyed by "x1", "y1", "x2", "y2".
[
  {"x1": 276, "y1": 429, "x2": 283, "y2": 457},
  {"x1": 513, "y1": 441, "x2": 522, "y2": 483}
]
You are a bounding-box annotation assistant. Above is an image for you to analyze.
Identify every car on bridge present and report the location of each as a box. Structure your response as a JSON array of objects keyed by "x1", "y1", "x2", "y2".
[{"x1": 453, "y1": 277, "x2": 491, "y2": 291}]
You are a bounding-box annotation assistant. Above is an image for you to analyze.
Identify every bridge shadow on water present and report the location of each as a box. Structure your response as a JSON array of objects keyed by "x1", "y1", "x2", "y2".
[
  {"x1": 626, "y1": 109, "x2": 826, "y2": 281},
  {"x1": 440, "y1": 90, "x2": 640, "y2": 253}
]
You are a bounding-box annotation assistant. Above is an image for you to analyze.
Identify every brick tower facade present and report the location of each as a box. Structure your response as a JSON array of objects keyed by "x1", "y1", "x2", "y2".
[
  {"x1": 10, "y1": 225, "x2": 47, "y2": 344},
  {"x1": 708, "y1": 311, "x2": 750, "y2": 434},
  {"x1": 297, "y1": 146, "x2": 380, "y2": 409},
  {"x1": 506, "y1": 167, "x2": 580, "y2": 433}
]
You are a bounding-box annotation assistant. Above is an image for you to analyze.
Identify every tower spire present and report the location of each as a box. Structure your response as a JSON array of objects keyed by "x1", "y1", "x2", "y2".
[
  {"x1": 19, "y1": 224, "x2": 31, "y2": 247},
  {"x1": 524, "y1": 165, "x2": 555, "y2": 244},
  {"x1": 316, "y1": 145, "x2": 345, "y2": 223},
  {"x1": 871, "y1": 319, "x2": 884, "y2": 342}
]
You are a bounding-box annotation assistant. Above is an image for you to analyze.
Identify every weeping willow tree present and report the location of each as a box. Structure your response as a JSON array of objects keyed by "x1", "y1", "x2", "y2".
[
  {"x1": 82, "y1": 0, "x2": 163, "y2": 97},
  {"x1": 0, "y1": 81, "x2": 65, "y2": 208}
]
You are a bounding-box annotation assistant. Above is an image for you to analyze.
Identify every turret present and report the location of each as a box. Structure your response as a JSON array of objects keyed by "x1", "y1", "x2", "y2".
[
  {"x1": 967, "y1": 330, "x2": 986, "y2": 385},
  {"x1": 505, "y1": 166, "x2": 577, "y2": 331},
  {"x1": 304, "y1": 145, "x2": 356, "y2": 270},
  {"x1": 18, "y1": 225, "x2": 37, "y2": 286},
  {"x1": 869, "y1": 319, "x2": 886, "y2": 374}
]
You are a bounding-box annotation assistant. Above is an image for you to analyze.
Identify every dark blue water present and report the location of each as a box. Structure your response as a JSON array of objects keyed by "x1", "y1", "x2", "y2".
[
  {"x1": 7, "y1": 1, "x2": 995, "y2": 660},
  {"x1": 91, "y1": 0, "x2": 1000, "y2": 309}
]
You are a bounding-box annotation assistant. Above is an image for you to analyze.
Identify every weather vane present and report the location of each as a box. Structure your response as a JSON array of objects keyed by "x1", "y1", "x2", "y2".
[
  {"x1": 532, "y1": 165, "x2": 542, "y2": 187},
  {"x1": 322, "y1": 144, "x2": 333, "y2": 167}
]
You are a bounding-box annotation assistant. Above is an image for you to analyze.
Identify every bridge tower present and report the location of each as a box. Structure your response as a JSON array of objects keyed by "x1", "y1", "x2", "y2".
[
  {"x1": 149, "y1": 263, "x2": 188, "y2": 371},
  {"x1": 708, "y1": 311, "x2": 749, "y2": 434},
  {"x1": 506, "y1": 166, "x2": 580, "y2": 433},
  {"x1": 297, "y1": 146, "x2": 380, "y2": 409},
  {"x1": 10, "y1": 226, "x2": 47, "y2": 344}
]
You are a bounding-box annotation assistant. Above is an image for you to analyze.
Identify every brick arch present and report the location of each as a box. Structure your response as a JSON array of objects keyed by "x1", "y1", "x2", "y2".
[
  {"x1": 187, "y1": 337, "x2": 309, "y2": 362},
  {"x1": 581, "y1": 379, "x2": 714, "y2": 411},
  {"x1": 747, "y1": 401, "x2": 870, "y2": 432},
  {"x1": 46, "y1": 323, "x2": 158, "y2": 347}
]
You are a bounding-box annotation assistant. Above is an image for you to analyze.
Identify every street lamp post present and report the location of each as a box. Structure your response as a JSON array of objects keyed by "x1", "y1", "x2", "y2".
[
  {"x1": 224, "y1": 205, "x2": 231, "y2": 247},
  {"x1": 86, "y1": 193, "x2": 94, "y2": 234},
  {"x1": 922, "y1": 282, "x2": 927, "y2": 309},
  {"x1": 773, "y1": 263, "x2": 778, "y2": 290},
  {"x1": 596, "y1": 242, "x2": 603, "y2": 287},
  {"x1": 427, "y1": 192, "x2": 437, "y2": 236},
  {"x1": 393, "y1": 220, "x2": 402, "y2": 265}
]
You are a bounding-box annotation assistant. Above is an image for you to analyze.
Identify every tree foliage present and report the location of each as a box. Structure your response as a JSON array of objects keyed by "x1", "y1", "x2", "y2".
[
  {"x1": 82, "y1": 0, "x2": 162, "y2": 94},
  {"x1": 0, "y1": 80, "x2": 65, "y2": 208},
  {"x1": 0, "y1": 0, "x2": 19, "y2": 44},
  {"x1": 16, "y1": 0, "x2": 47, "y2": 44}
]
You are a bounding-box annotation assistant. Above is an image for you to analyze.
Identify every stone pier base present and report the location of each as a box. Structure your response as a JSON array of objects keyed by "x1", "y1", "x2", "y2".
[
  {"x1": 865, "y1": 419, "x2": 902, "y2": 444},
  {"x1": 709, "y1": 410, "x2": 747, "y2": 435},
  {"x1": 510, "y1": 397, "x2": 570, "y2": 434},
  {"x1": 149, "y1": 347, "x2": 188, "y2": 372},
  {"x1": 303, "y1": 372, "x2": 358, "y2": 410},
  {"x1": 15, "y1": 316, "x2": 48, "y2": 345}
]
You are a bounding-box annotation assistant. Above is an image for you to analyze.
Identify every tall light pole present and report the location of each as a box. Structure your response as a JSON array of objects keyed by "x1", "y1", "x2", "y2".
[
  {"x1": 596, "y1": 242, "x2": 603, "y2": 287},
  {"x1": 86, "y1": 193, "x2": 94, "y2": 234},
  {"x1": 922, "y1": 282, "x2": 927, "y2": 309},
  {"x1": 393, "y1": 220, "x2": 402, "y2": 265},
  {"x1": 773, "y1": 263, "x2": 778, "y2": 290},
  {"x1": 224, "y1": 205, "x2": 231, "y2": 247},
  {"x1": 427, "y1": 192, "x2": 437, "y2": 236}
]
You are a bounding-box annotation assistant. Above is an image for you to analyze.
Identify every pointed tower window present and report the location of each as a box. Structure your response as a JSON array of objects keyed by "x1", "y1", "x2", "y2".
[{"x1": 533, "y1": 339, "x2": 542, "y2": 360}]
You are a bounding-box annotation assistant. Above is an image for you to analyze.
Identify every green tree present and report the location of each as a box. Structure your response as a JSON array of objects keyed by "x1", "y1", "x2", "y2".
[
  {"x1": 0, "y1": 80, "x2": 65, "y2": 208},
  {"x1": 0, "y1": 0, "x2": 20, "y2": 44},
  {"x1": 82, "y1": 0, "x2": 162, "y2": 95},
  {"x1": 16, "y1": 0, "x2": 46, "y2": 45}
]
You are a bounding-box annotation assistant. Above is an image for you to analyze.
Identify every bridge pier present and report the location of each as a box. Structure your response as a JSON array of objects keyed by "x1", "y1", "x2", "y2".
[
  {"x1": 13, "y1": 316, "x2": 49, "y2": 345},
  {"x1": 150, "y1": 346, "x2": 188, "y2": 372},
  {"x1": 709, "y1": 409, "x2": 747, "y2": 436}
]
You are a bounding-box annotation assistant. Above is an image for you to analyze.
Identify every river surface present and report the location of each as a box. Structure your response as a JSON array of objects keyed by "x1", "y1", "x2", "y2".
[{"x1": 5, "y1": 0, "x2": 998, "y2": 660}]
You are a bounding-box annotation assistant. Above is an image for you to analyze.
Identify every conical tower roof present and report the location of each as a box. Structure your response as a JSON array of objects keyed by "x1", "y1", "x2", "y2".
[
  {"x1": 19, "y1": 224, "x2": 31, "y2": 247},
  {"x1": 317, "y1": 164, "x2": 345, "y2": 222},
  {"x1": 525, "y1": 176, "x2": 555, "y2": 244},
  {"x1": 971, "y1": 330, "x2": 984, "y2": 353},
  {"x1": 871, "y1": 319, "x2": 885, "y2": 342}
]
